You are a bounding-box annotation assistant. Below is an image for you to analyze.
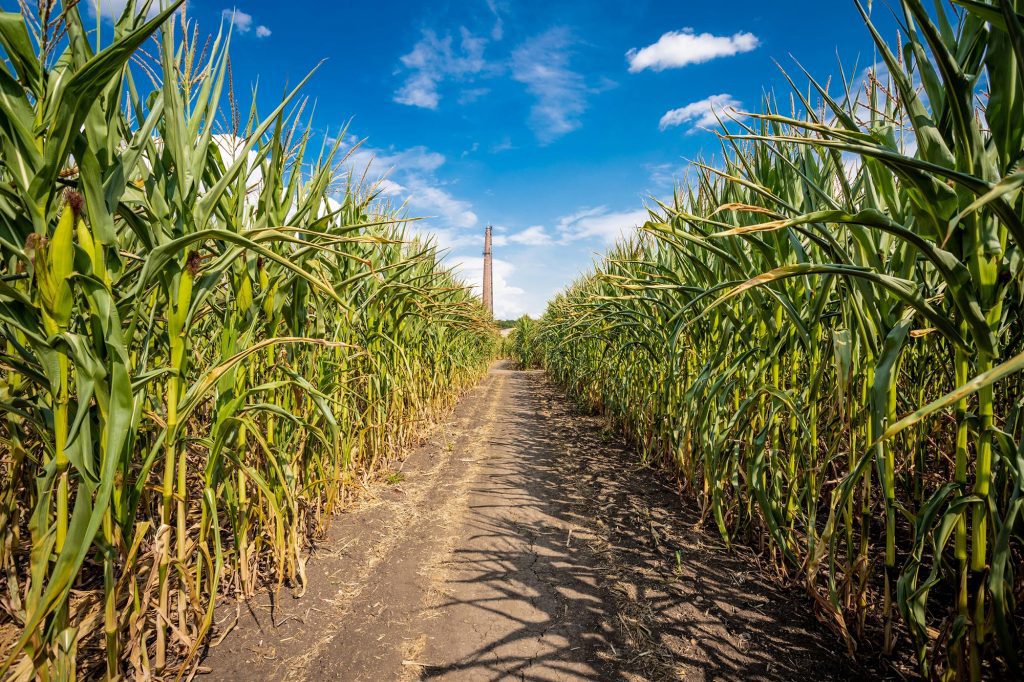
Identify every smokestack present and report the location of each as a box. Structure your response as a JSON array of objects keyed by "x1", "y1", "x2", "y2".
[{"x1": 483, "y1": 225, "x2": 493, "y2": 317}]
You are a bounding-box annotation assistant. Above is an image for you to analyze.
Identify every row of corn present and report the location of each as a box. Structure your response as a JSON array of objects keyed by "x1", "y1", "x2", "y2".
[
  {"x1": 0, "y1": 2, "x2": 497, "y2": 678},
  {"x1": 533, "y1": 1, "x2": 1024, "y2": 678},
  {"x1": 505, "y1": 316, "x2": 543, "y2": 369}
]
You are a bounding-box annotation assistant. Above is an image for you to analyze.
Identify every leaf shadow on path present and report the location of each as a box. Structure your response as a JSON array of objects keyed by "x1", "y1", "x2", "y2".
[{"x1": 414, "y1": 367, "x2": 870, "y2": 681}]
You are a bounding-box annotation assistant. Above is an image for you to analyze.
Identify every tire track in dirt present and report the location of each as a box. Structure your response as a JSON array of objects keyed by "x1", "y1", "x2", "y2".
[
  {"x1": 296, "y1": 371, "x2": 506, "y2": 681},
  {"x1": 403, "y1": 366, "x2": 619, "y2": 681}
]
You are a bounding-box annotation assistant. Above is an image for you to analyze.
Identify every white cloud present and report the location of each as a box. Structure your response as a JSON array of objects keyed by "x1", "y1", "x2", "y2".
[
  {"x1": 646, "y1": 162, "x2": 690, "y2": 190},
  {"x1": 450, "y1": 256, "x2": 526, "y2": 319},
  {"x1": 342, "y1": 139, "x2": 478, "y2": 230},
  {"x1": 221, "y1": 8, "x2": 254, "y2": 33},
  {"x1": 511, "y1": 28, "x2": 589, "y2": 143},
  {"x1": 508, "y1": 225, "x2": 553, "y2": 246},
  {"x1": 345, "y1": 142, "x2": 446, "y2": 177},
  {"x1": 556, "y1": 206, "x2": 651, "y2": 244},
  {"x1": 376, "y1": 178, "x2": 406, "y2": 197},
  {"x1": 216, "y1": 9, "x2": 269, "y2": 38},
  {"x1": 406, "y1": 183, "x2": 478, "y2": 228},
  {"x1": 486, "y1": 0, "x2": 505, "y2": 40},
  {"x1": 659, "y1": 94, "x2": 742, "y2": 132},
  {"x1": 394, "y1": 28, "x2": 489, "y2": 110},
  {"x1": 409, "y1": 227, "x2": 481, "y2": 253},
  {"x1": 395, "y1": 72, "x2": 442, "y2": 109},
  {"x1": 627, "y1": 28, "x2": 759, "y2": 73}
]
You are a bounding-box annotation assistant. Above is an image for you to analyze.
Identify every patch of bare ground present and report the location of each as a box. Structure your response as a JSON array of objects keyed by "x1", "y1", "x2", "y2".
[{"x1": 199, "y1": 362, "x2": 879, "y2": 681}]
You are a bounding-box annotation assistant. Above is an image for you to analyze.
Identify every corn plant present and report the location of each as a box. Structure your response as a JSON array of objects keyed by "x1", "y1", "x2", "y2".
[
  {"x1": 506, "y1": 316, "x2": 542, "y2": 369},
  {"x1": 537, "y1": 1, "x2": 1024, "y2": 677},
  {"x1": 0, "y1": 2, "x2": 496, "y2": 678}
]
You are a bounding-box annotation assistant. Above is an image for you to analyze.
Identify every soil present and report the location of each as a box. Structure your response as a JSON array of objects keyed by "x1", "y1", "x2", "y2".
[{"x1": 198, "y1": 362, "x2": 877, "y2": 681}]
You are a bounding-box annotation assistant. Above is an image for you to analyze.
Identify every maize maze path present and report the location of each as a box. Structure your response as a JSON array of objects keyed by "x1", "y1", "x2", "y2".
[{"x1": 200, "y1": 362, "x2": 867, "y2": 681}]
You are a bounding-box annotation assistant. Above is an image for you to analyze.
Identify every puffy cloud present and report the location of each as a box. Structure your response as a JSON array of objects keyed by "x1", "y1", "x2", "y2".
[
  {"x1": 508, "y1": 225, "x2": 553, "y2": 246},
  {"x1": 344, "y1": 142, "x2": 446, "y2": 177},
  {"x1": 627, "y1": 28, "x2": 759, "y2": 73},
  {"x1": 486, "y1": 223, "x2": 558, "y2": 250},
  {"x1": 556, "y1": 206, "x2": 651, "y2": 244},
  {"x1": 375, "y1": 178, "x2": 406, "y2": 197},
  {"x1": 659, "y1": 94, "x2": 742, "y2": 132},
  {"x1": 511, "y1": 28, "x2": 589, "y2": 143},
  {"x1": 408, "y1": 227, "x2": 481, "y2": 253},
  {"x1": 218, "y1": 8, "x2": 270, "y2": 37},
  {"x1": 341, "y1": 139, "x2": 478, "y2": 231},
  {"x1": 395, "y1": 71, "x2": 442, "y2": 109},
  {"x1": 394, "y1": 28, "x2": 489, "y2": 110},
  {"x1": 221, "y1": 8, "x2": 253, "y2": 33},
  {"x1": 405, "y1": 183, "x2": 478, "y2": 228}
]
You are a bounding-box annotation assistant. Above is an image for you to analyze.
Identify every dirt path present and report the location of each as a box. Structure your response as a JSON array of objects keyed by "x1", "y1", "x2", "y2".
[{"x1": 200, "y1": 363, "x2": 864, "y2": 681}]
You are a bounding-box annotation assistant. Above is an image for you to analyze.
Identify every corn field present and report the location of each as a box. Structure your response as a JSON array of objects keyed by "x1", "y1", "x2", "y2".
[
  {"x1": 0, "y1": 2, "x2": 496, "y2": 678},
  {"x1": 505, "y1": 316, "x2": 542, "y2": 369},
  {"x1": 535, "y1": 1, "x2": 1024, "y2": 677}
]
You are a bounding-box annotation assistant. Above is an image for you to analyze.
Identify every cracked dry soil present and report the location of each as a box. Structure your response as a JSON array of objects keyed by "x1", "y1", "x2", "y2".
[{"x1": 199, "y1": 362, "x2": 867, "y2": 681}]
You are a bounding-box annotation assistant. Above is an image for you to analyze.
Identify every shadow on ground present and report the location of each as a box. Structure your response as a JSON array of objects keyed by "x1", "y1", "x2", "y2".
[
  {"x1": 413, "y1": 366, "x2": 865, "y2": 681},
  {"x1": 200, "y1": 364, "x2": 879, "y2": 681}
]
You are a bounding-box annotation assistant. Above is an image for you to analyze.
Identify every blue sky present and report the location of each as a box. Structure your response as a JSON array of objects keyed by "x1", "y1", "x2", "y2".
[{"x1": 94, "y1": 1, "x2": 899, "y2": 317}]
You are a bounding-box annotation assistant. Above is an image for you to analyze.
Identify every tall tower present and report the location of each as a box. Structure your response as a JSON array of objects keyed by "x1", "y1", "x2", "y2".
[{"x1": 482, "y1": 225, "x2": 493, "y2": 316}]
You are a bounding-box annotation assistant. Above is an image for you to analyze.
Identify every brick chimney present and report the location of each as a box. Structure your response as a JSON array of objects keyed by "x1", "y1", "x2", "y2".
[{"x1": 483, "y1": 225, "x2": 493, "y2": 316}]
